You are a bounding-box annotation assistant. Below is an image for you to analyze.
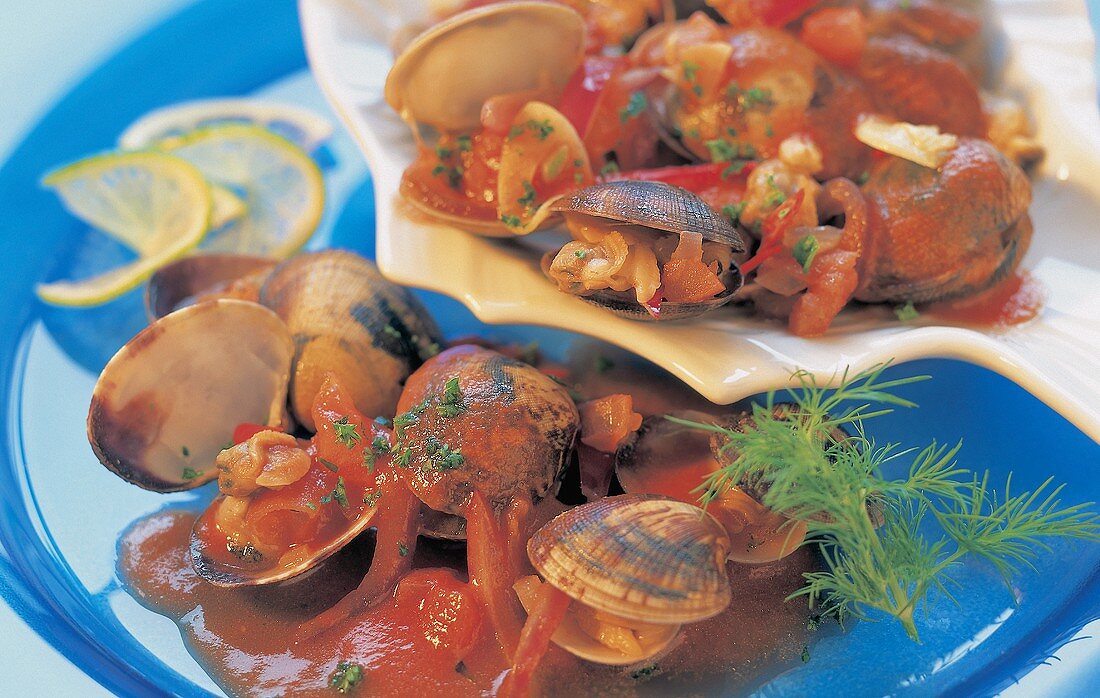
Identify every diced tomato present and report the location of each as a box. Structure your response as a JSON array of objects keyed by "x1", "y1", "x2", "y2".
[
  {"x1": 661, "y1": 258, "x2": 727, "y2": 303},
  {"x1": 752, "y1": 0, "x2": 821, "y2": 26},
  {"x1": 559, "y1": 56, "x2": 622, "y2": 136},
  {"x1": 579, "y1": 395, "x2": 643, "y2": 453},
  {"x1": 581, "y1": 64, "x2": 661, "y2": 166},
  {"x1": 233, "y1": 422, "x2": 271, "y2": 444},
  {"x1": 800, "y1": 8, "x2": 867, "y2": 68}
]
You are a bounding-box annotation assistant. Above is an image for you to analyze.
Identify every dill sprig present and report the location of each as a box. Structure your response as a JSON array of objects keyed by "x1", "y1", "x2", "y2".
[{"x1": 669, "y1": 363, "x2": 1100, "y2": 641}]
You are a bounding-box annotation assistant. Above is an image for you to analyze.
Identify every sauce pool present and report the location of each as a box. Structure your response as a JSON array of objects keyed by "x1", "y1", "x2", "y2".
[
  {"x1": 119, "y1": 508, "x2": 823, "y2": 697},
  {"x1": 926, "y1": 271, "x2": 1044, "y2": 328}
]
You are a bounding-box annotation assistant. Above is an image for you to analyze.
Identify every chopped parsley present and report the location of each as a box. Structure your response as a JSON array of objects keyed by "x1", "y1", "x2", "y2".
[
  {"x1": 363, "y1": 489, "x2": 382, "y2": 507},
  {"x1": 431, "y1": 164, "x2": 464, "y2": 189},
  {"x1": 305, "y1": 502, "x2": 318, "y2": 511},
  {"x1": 599, "y1": 160, "x2": 620, "y2": 177},
  {"x1": 424, "y1": 436, "x2": 465, "y2": 472},
  {"x1": 895, "y1": 302, "x2": 920, "y2": 322},
  {"x1": 332, "y1": 417, "x2": 362, "y2": 448},
  {"x1": 364, "y1": 435, "x2": 390, "y2": 471},
  {"x1": 510, "y1": 119, "x2": 554, "y2": 141},
  {"x1": 500, "y1": 214, "x2": 523, "y2": 228},
  {"x1": 727, "y1": 83, "x2": 775, "y2": 111},
  {"x1": 517, "y1": 180, "x2": 537, "y2": 209},
  {"x1": 682, "y1": 61, "x2": 700, "y2": 82},
  {"x1": 574, "y1": 249, "x2": 588, "y2": 259},
  {"x1": 857, "y1": 170, "x2": 871, "y2": 185},
  {"x1": 182, "y1": 467, "x2": 203, "y2": 480},
  {"x1": 434, "y1": 145, "x2": 452, "y2": 160},
  {"x1": 619, "y1": 91, "x2": 647, "y2": 123},
  {"x1": 319, "y1": 458, "x2": 340, "y2": 473},
  {"x1": 793, "y1": 235, "x2": 820, "y2": 273},
  {"x1": 330, "y1": 661, "x2": 364, "y2": 693},
  {"x1": 764, "y1": 174, "x2": 787, "y2": 207},
  {"x1": 181, "y1": 445, "x2": 190, "y2": 457},
  {"x1": 722, "y1": 202, "x2": 747, "y2": 226},
  {"x1": 455, "y1": 135, "x2": 472, "y2": 152},
  {"x1": 704, "y1": 138, "x2": 757, "y2": 179},
  {"x1": 436, "y1": 377, "x2": 466, "y2": 418},
  {"x1": 320, "y1": 476, "x2": 349, "y2": 508},
  {"x1": 398, "y1": 542, "x2": 409, "y2": 557}
]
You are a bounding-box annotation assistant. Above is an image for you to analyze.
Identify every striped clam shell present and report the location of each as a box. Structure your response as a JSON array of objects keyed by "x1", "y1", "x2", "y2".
[
  {"x1": 260, "y1": 250, "x2": 443, "y2": 431},
  {"x1": 550, "y1": 180, "x2": 745, "y2": 251},
  {"x1": 528, "y1": 494, "x2": 732, "y2": 624}
]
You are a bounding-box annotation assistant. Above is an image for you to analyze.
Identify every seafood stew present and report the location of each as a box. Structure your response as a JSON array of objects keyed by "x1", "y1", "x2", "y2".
[
  {"x1": 94, "y1": 247, "x2": 1097, "y2": 696},
  {"x1": 386, "y1": 0, "x2": 1041, "y2": 335}
]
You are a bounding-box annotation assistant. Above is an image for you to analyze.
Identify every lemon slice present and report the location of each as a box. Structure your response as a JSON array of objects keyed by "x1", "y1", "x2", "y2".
[
  {"x1": 209, "y1": 184, "x2": 247, "y2": 229},
  {"x1": 119, "y1": 98, "x2": 333, "y2": 153},
  {"x1": 166, "y1": 124, "x2": 325, "y2": 258},
  {"x1": 36, "y1": 151, "x2": 212, "y2": 306}
]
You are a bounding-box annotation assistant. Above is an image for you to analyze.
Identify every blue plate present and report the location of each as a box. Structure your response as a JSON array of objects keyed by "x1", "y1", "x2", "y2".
[{"x1": 0, "y1": 1, "x2": 1097, "y2": 695}]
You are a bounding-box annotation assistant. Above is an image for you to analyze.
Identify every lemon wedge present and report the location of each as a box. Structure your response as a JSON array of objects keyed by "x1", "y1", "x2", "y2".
[
  {"x1": 36, "y1": 151, "x2": 213, "y2": 306},
  {"x1": 119, "y1": 98, "x2": 333, "y2": 153},
  {"x1": 166, "y1": 124, "x2": 324, "y2": 258}
]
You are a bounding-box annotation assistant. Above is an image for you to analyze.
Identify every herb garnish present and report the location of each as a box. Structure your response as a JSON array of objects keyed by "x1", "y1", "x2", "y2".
[
  {"x1": 182, "y1": 467, "x2": 203, "y2": 480},
  {"x1": 330, "y1": 661, "x2": 363, "y2": 693},
  {"x1": 620, "y1": 92, "x2": 648, "y2": 123},
  {"x1": 320, "y1": 476, "x2": 349, "y2": 508},
  {"x1": 895, "y1": 302, "x2": 920, "y2": 322},
  {"x1": 436, "y1": 377, "x2": 466, "y2": 418},
  {"x1": 332, "y1": 417, "x2": 362, "y2": 448},
  {"x1": 671, "y1": 364, "x2": 1100, "y2": 640},
  {"x1": 398, "y1": 542, "x2": 409, "y2": 557},
  {"x1": 517, "y1": 181, "x2": 537, "y2": 210},
  {"x1": 363, "y1": 489, "x2": 382, "y2": 507},
  {"x1": 431, "y1": 164, "x2": 464, "y2": 189},
  {"x1": 501, "y1": 214, "x2": 523, "y2": 228},
  {"x1": 364, "y1": 435, "x2": 390, "y2": 471},
  {"x1": 319, "y1": 458, "x2": 340, "y2": 473},
  {"x1": 181, "y1": 445, "x2": 190, "y2": 457},
  {"x1": 574, "y1": 249, "x2": 588, "y2": 259},
  {"x1": 722, "y1": 202, "x2": 747, "y2": 226},
  {"x1": 793, "y1": 235, "x2": 820, "y2": 273}
]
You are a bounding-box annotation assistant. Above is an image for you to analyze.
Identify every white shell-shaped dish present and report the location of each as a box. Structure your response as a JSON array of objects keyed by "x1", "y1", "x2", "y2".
[{"x1": 300, "y1": 0, "x2": 1100, "y2": 442}]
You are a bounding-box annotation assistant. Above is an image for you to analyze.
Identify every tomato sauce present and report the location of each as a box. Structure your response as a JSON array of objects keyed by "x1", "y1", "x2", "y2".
[
  {"x1": 120, "y1": 508, "x2": 820, "y2": 697},
  {"x1": 926, "y1": 271, "x2": 1044, "y2": 328}
]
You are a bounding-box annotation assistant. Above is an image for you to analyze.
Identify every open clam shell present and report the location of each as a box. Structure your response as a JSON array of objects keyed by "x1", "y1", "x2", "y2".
[
  {"x1": 544, "y1": 180, "x2": 745, "y2": 321},
  {"x1": 384, "y1": 2, "x2": 586, "y2": 134},
  {"x1": 551, "y1": 180, "x2": 745, "y2": 250},
  {"x1": 259, "y1": 250, "x2": 443, "y2": 432},
  {"x1": 145, "y1": 253, "x2": 276, "y2": 320},
  {"x1": 189, "y1": 494, "x2": 378, "y2": 587},
  {"x1": 87, "y1": 300, "x2": 293, "y2": 492},
  {"x1": 528, "y1": 494, "x2": 731, "y2": 625}
]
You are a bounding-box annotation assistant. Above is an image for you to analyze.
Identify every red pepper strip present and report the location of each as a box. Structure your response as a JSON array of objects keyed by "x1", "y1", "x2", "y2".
[
  {"x1": 558, "y1": 56, "x2": 622, "y2": 137},
  {"x1": 609, "y1": 162, "x2": 750, "y2": 190},
  {"x1": 233, "y1": 422, "x2": 271, "y2": 444},
  {"x1": 466, "y1": 490, "x2": 526, "y2": 661},
  {"x1": 741, "y1": 189, "x2": 806, "y2": 274},
  {"x1": 753, "y1": 0, "x2": 822, "y2": 26},
  {"x1": 499, "y1": 584, "x2": 572, "y2": 698}
]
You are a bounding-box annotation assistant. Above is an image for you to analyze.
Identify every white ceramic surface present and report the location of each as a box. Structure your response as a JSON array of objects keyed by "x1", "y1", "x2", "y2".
[{"x1": 300, "y1": 0, "x2": 1100, "y2": 442}]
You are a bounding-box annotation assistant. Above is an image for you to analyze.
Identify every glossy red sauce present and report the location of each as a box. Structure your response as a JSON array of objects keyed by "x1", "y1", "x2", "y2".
[
  {"x1": 119, "y1": 508, "x2": 820, "y2": 697},
  {"x1": 927, "y1": 271, "x2": 1044, "y2": 328}
]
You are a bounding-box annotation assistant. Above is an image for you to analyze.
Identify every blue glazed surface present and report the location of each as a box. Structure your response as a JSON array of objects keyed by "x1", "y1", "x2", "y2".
[{"x1": 0, "y1": 1, "x2": 1098, "y2": 696}]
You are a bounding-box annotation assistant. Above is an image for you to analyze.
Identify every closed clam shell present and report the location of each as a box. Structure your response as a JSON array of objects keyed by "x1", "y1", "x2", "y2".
[
  {"x1": 259, "y1": 250, "x2": 443, "y2": 431},
  {"x1": 87, "y1": 300, "x2": 293, "y2": 492},
  {"x1": 528, "y1": 494, "x2": 731, "y2": 624},
  {"x1": 550, "y1": 180, "x2": 745, "y2": 251},
  {"x1": 145, "y1": 253, "x2": 276, "y2": 320},
  {"x1": 396, "y1": 345, "x2": 579, "y2": 515}
]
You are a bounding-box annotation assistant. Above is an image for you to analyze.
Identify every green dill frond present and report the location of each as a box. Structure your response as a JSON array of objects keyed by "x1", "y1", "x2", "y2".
[{"x1": 671, "y1": 363, "x2": 1100, "y2": 643}]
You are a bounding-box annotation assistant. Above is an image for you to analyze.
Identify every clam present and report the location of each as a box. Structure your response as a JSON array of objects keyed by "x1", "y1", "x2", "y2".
[
  {"x1": 394, "y1": 345, "x2": 579, "y2": 515},
  {"x1": 384, "y1": 2, "x2": 585, "y2": 134},
  {"x1": 616, "y1": 411, "x2": 808, "y2": 564},
  {"x1": 544, "y1": 180, "x2": 745, "y2": 321},
  {"x1": 87, "y1": 299, "x2": 293, "y2": 492},
  {"x1": 145, "y1": 253, "x2": 276, "y2": 320},
  {"x1": 419, "y1": 509, "x2": 467, "y2": 542},
  {"x1": 524, "y1": 494, "x2": 730, "y2": 665},
  {"x1": 259, "y1": 250, "x2": 443, "y2": 432}
]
